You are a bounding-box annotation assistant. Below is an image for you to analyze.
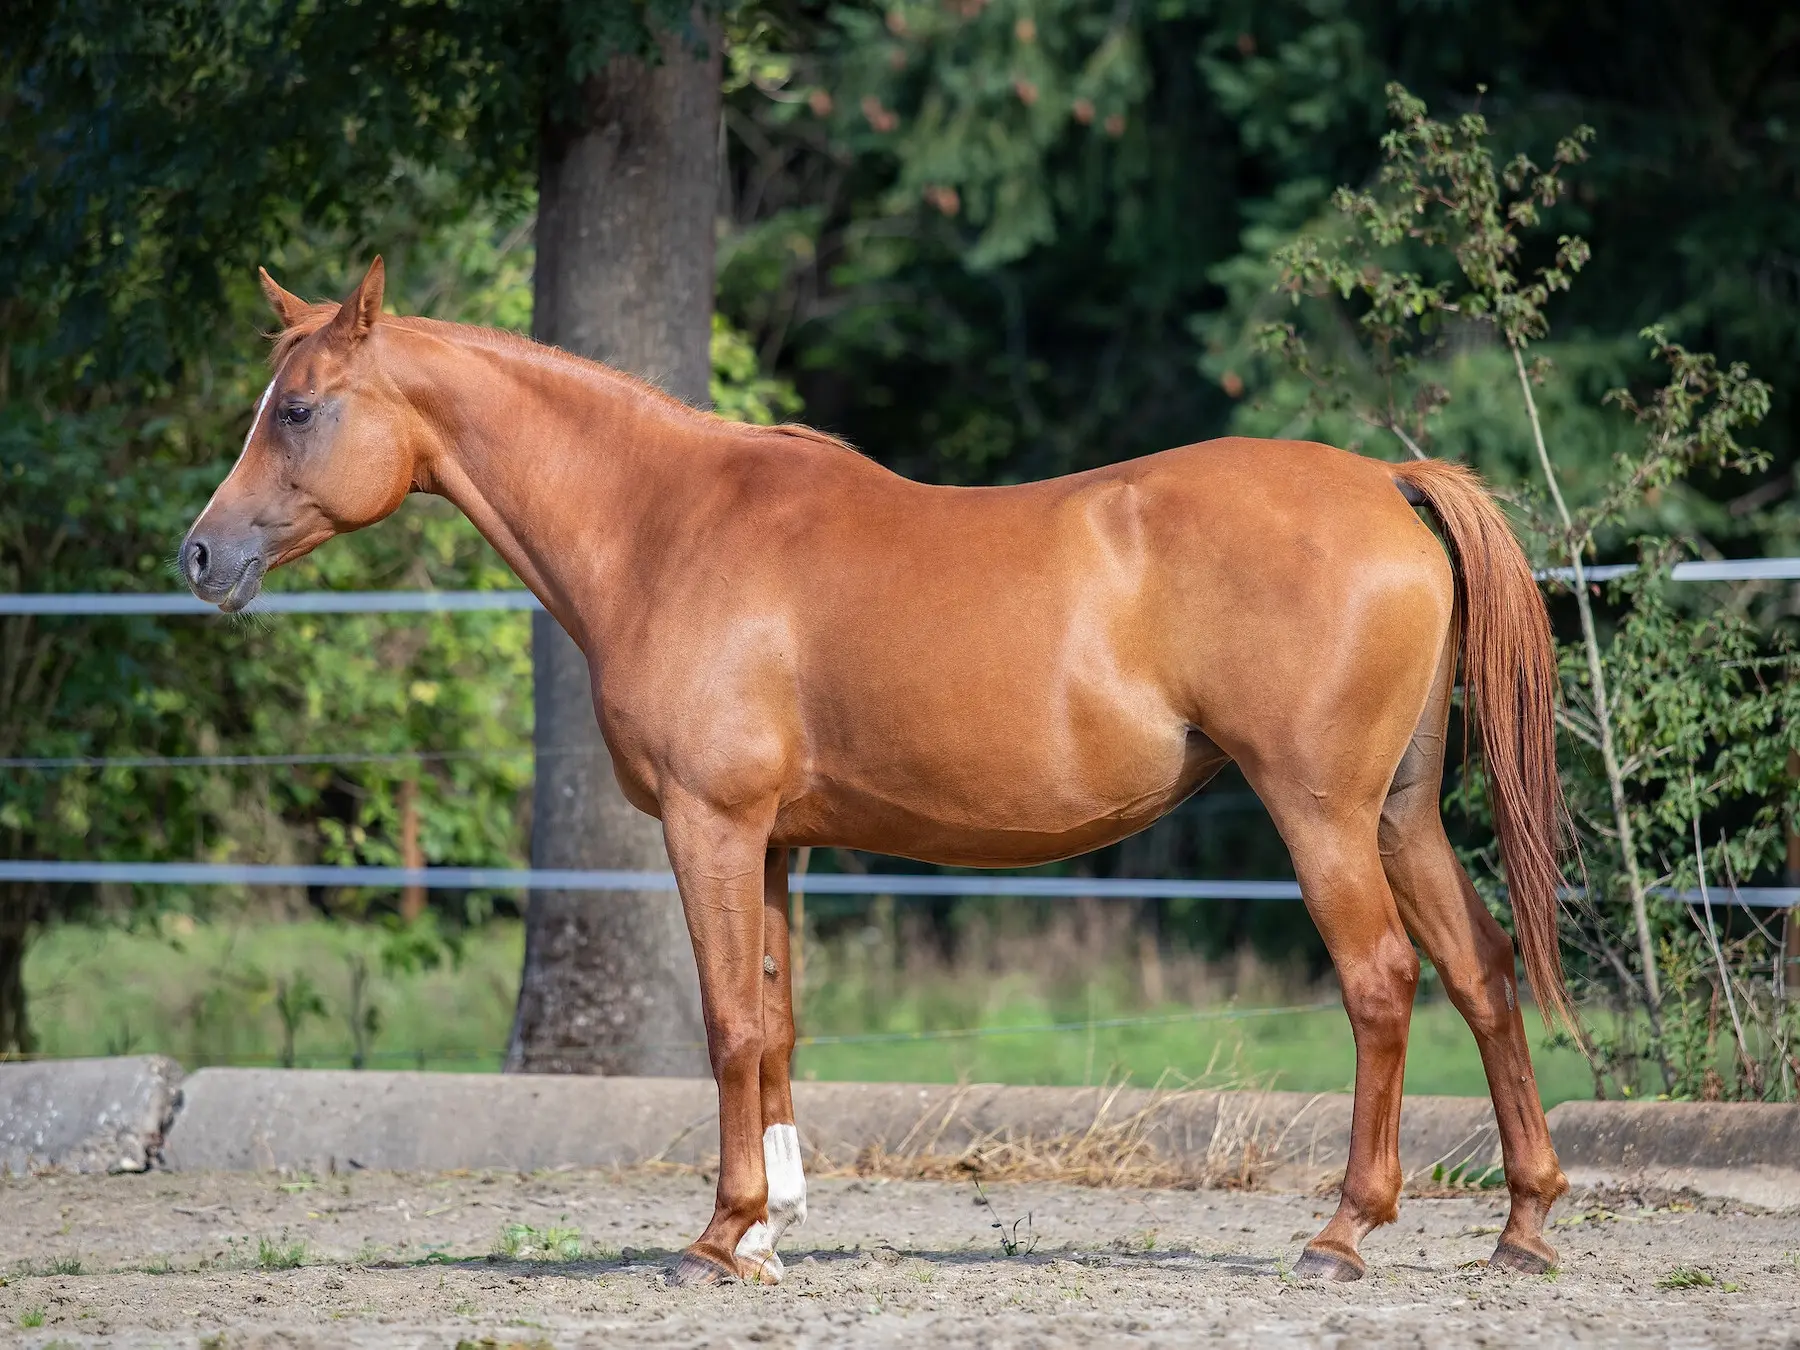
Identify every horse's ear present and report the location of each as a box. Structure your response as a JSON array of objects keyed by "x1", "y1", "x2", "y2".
[
  {"x1": 258, "y1": 267, "x2": 310, "y2": 329},
  {"x1": 327, "y1": 256, "x2": 386, "y2": 346}
]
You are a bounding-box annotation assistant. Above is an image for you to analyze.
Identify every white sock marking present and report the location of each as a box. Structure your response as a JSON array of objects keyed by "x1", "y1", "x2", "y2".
[{"x1": 735, "y1": 1122, "x2": 807, "y2": 1284}]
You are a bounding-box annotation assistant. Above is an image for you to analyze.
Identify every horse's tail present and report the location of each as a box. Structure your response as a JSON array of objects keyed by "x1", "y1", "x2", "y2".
[{"x1": 1391, "y1": 459, "x2": 1573, "y2": 1030}]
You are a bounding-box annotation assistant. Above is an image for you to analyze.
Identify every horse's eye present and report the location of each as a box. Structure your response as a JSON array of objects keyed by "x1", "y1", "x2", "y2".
[{"x1": 279, "y1": 402, "x2": 313, "y2": 428}]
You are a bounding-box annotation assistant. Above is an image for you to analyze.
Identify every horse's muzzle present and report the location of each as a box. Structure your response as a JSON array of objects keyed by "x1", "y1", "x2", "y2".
[{"x1": 181, "y1": 530, "x2": 266, "y2": 612}]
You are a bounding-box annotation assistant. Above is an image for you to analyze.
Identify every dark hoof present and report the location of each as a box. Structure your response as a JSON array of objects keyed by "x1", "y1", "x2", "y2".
[
  {"x1": 1294, "y1": 1246, "x2": 1365, "y2": 1282},
  {"x1": 1489, "y1": 1239, "x2": 1556, "y2": 1275},
  {"x1": 667, "y1": 1250, "x2": 738, "y2": 1288}
]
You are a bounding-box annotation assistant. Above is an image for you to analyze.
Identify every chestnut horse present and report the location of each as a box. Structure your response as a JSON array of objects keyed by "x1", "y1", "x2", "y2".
[{"x1": 181, "y1": 259, "x2": 1570, "y2": 1285}]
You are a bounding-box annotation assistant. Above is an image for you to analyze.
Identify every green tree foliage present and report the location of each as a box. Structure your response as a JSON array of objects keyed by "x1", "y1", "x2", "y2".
[
  {"x1": 5, "y1": 0, "x2": 1799, "y2": 1070},
  {"x1": 0, "y1": 2, "x2": 794, "y2": 1052},
  {"x1": 720, "y1": 1, "x2": 1799, "y2": 497}
]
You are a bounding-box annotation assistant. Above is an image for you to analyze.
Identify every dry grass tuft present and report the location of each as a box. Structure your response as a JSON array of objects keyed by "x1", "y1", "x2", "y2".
[{"x1": 809, "y1": 1078, "x2": 1285, "y2": 1191}]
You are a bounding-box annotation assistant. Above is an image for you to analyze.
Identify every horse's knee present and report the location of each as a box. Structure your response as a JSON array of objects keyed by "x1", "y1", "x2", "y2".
[{"x1": 708, "y1": 1015, "x2": 764, "y2": 1081}]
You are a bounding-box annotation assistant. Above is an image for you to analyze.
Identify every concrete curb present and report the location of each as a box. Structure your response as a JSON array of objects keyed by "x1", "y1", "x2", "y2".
[
  {"x1": 160, "y1": 1069, "x2": 720, "y2": 1174},
  {"x1": 0, "y1": 1055, "x2": 183, "y2": 1175},
  {"x1": 1549, "y1": 1099, "x2": 1800, "y2": 1208},
  {"x1": 5, "y1": 1059, "x2": 1797, "y2": 1204}
]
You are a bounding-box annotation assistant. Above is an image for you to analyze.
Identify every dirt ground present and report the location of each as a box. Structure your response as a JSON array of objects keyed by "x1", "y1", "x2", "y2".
[{"x1": 0, "y1": 1167, "x2": 1796, "y2": 1348}]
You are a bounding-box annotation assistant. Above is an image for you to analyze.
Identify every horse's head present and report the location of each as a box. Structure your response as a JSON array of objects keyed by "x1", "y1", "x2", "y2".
[{"x1": 181, "y1": 257, "x2": 423, "y2": 611}]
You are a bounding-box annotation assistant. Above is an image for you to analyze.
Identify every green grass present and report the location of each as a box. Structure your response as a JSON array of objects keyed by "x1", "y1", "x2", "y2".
[
  {"x1": 19, "y1": 1306, "x2": 44, "y2": 1328},
  {"x1": 1657, "y1": 1266, "x2": 1737, "y2": 1292},
  {"x1": 492, "y1": 1221, "x2": 585, "y2": 1261},
  {"x1": 256, "y1": 1235, "x2": 308, "y2": 1270},
  {"x1": 793, "y1": 996, "x2": 1595, "y2": 1104},
  {"x1": 24, "y1": 917, "x2": 1595, "y2": 1104},
  {"x1": 25, "y1": 918, "x2": 522, "y2": 1070}
]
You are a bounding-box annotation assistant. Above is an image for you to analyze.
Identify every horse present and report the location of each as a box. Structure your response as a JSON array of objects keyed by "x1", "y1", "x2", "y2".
[{"x1": 180, "y1": 257, "x2": 1571, "y2": 1286}]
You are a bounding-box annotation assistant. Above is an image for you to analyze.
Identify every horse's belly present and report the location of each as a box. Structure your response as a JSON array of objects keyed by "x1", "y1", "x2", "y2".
[{"x1": 772, "y1": 716, "x2": 1225, "y2": 866}]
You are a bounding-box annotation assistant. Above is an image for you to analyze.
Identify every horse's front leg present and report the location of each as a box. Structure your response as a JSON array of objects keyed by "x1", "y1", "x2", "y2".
[{"x1": 662, "y1": 795, "x2": 779, "y2": 1287}]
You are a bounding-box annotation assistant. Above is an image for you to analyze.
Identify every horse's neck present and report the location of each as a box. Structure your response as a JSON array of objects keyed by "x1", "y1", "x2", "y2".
[{"x1": 407, "y1": 329, "x2": 710, "y2": 649}]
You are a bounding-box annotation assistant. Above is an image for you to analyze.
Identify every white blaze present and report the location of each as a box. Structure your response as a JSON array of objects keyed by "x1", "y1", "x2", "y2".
[
  {"x1": 734, "y1": 1122, "x2": 808, "y2": 1284},
  {"x1": 196, "y1": 373, "x2": 279, "y2": 525}
]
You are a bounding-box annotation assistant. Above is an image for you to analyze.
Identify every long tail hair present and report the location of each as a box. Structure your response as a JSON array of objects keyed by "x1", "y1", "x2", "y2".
[{"x1": 1393, "y1": 459, "x2": 1573, "y2": 1029}]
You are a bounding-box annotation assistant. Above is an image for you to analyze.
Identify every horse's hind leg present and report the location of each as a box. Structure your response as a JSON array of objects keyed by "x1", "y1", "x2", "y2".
[
  {"x1": 733, "y1": 847, "x2": 807, "y2": 1282},
  {"x1": 1380, "y1": 662, "x2": 1567, "y2": 1271},
  {"x1": 1249, "y1": 777, "x2": 1419, "y2": 1282}
]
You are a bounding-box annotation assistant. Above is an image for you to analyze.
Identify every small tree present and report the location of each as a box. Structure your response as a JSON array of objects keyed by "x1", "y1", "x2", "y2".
[
  {"x1": 1242, "y1": 84, "x2": 1797, "y2": 1098},
  {"x1": 272, "y1": 973, "x2": 328, "y2": 1070}
]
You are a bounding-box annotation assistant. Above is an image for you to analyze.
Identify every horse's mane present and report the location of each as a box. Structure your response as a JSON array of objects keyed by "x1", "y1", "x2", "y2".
[{"x1": 267, "y1": 302, "x2": 857, "y2": 456}]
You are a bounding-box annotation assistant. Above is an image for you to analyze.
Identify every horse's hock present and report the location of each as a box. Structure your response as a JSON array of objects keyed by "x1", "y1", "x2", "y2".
[{"x1": 3, "y1": 1058, "x2": 1795, "y2": 1205}]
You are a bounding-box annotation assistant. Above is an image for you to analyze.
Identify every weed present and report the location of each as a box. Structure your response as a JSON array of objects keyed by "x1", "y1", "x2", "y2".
[
  {"x1": 1429, "y1": 1161, "x2": 1506, "y2": 1191},
  {"x1": 492, "y1": 1221, "x2": 583, "y2": 1261},
  {"x1": 257, "y1": 1233, "x2": 308, "y2": 1270},
  {"x1": 972, "y1": 1180, "x2": 1037, "y2": 1258},
  {"x1": 1551, "y1": 1209, "x2": 1617, "y2": 1230},
  {"x1": 20, "y1": 1306, "x2": 45, "y2": 1328},
  {"x1": 1657, "y1": 1266, "x2": 1715, "y2": 1289}
]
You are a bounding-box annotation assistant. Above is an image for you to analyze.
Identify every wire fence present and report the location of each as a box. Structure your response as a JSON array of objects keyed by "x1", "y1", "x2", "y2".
[
  {"x1": 0, "y1": 861, "x2": 1306, "y2": 901},
  {"x1": 7, "y1": 563, "x2": 1800, "y2": 910},
  {"x1": 2, "y1": 554, "x2": 1798, "y2": 618},
  {"x1": 1, "y1": 860, "x2": 1794, "y2": 907}
]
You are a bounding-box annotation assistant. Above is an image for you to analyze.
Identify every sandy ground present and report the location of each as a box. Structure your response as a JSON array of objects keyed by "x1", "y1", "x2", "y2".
[{"x1": 0, "y1": 1167, "x2": 1796, "y2": 1348}]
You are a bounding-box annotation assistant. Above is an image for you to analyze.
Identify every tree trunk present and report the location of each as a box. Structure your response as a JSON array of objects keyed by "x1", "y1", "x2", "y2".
[
  {"x1": 505, "y1": 22, "x2": 719, "y2": 1076},
  {"x1": 0, "y1": 883, "x2": 36, "y2": 1055}
]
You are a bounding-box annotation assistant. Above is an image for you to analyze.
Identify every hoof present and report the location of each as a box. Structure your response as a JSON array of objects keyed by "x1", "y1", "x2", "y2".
[
  {"x1": 667, "y1": 1250, "x2": 738, "y2": 1288},
  {"x1": 1489, "y1": 1239, "x2": 1556, "y2": 1275},
  {"x1": 1294, "y1": 1246, "x2": 1365, "y2": 1283},
  {"x1": 739, "y1": 1248, "x2": 786, "y2": 1286},
  {"x1": 735, "y1": 1219, "x2": 786, "y2": 1286}
]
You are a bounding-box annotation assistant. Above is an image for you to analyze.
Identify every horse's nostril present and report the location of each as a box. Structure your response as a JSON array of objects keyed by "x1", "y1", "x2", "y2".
[{"x1": 186, "y1": 538, "x2": 210, "y2": 582}]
